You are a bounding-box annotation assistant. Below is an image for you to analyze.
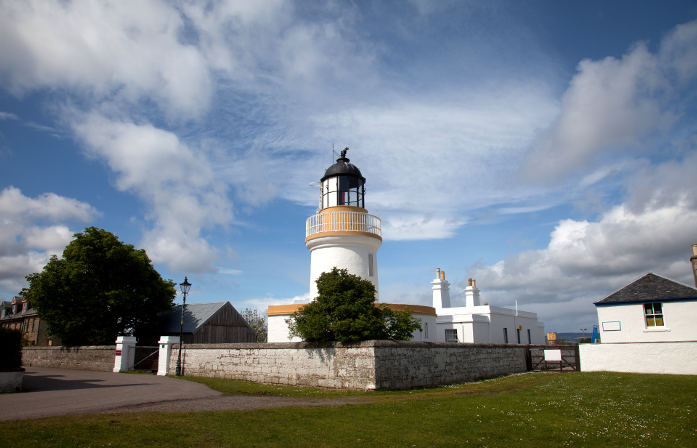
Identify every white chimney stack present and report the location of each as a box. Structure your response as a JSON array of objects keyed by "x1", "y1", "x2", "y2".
[
  {"x1": 432, "y1": 268, "x2": 451, "y2": 310},
  {"x1": 465, "y1": 278, "x2": 481, "y2": 307}
]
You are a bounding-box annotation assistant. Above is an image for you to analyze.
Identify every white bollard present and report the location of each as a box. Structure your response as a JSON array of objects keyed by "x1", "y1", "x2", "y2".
[
  {"x1": 113, "y1": 336, "x2": 137, "y2": 373},
  {"x1": 157, "y1": 336, "x2": 180, "y2": 376}
]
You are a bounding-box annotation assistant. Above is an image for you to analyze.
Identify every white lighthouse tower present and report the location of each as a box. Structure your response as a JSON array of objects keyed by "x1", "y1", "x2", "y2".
[{"x1": 305, "y1": 148, "x2": 382, "y2": 298}]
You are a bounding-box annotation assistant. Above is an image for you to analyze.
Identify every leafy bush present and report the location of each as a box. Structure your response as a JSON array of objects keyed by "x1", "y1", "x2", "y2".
[
  {"x1": 0, "y1": 327, "x2": 22, "y2": 370},
  {"x1": 288, "y1": 268, "x2": 421, "y2": 343}
]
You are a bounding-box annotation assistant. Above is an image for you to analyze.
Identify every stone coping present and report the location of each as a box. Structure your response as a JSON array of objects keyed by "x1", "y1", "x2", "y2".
[
  {"x1": 177, "y1": 340, "x2": 535, "y2": 350},
  {"x1": 23, "y1": 345, "x2": 116, "y2": 350}
]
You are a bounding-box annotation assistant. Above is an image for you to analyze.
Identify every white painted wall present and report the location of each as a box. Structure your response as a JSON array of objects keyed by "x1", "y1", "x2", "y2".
[
  {"x1": 597, "y1": 300, "x2": 697, "y2": 343},
  {"x1": 268, "y1": 315, "x2": 302, "y2": 342},
  {"x1": 408, "y1": 314, "x2": 437, "y2": 341},
  {"x1": 270, "y1": 312, "x2": 437, "y2": 343},
  {"x1": 579, "y1": 342, "x2": 697, "y2": 374},
  {"x1": 435, "y1": 305, "x2": 545, "y2": 345},
  {"x1": 307, "y1": 234, "x2": 381, "y2": 298}
]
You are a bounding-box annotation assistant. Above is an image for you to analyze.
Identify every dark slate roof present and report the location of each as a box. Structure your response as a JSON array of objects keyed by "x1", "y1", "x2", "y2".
[
  {"x1": 159, "y1": 301, "x2": 228, "y2": 333},
  {"x1": 595, "y1": 273, "x2": 697, "y2": 306}
]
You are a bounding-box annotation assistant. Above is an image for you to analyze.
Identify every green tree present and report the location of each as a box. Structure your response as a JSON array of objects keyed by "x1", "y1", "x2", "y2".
[
  {"x1": 288, "y1": 268, "x2": 421, "y2": 343},
  {"x1": 23, "y1": 227, "x2": 175, "y2": 345}
]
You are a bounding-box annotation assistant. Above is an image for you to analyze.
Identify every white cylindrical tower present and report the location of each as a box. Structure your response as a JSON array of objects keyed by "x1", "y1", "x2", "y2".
[{"x1": 306, "y1": 148, "x2": 382, "y2": 299}]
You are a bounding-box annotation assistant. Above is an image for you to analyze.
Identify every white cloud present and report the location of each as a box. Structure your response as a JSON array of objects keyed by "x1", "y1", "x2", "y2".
[
  {"x1": 71, "y1": 112, "x2": 232, "y2": 273},
  {"x1": 525, "y1": 20, "x2": 697, "y2": 181},
  {"x1": 0, "y1": 186, "x2": 97, "y2": 223},
  {"x1": 0, "y1": 0, "x2": 563, "y2": 243},
  {"x1": 0, "y1": 0, "x2": 212, "y2": 119},
  {"x1": 0, "y1": 187, "x2": 98, "y2": 296},
  {"x1": 382, "y1": 214, "x2": 468, "y2": 241},
  {"x1": 23, "y1": 225, "x2": 73, "y2": 251},
  {"x1": 239, "y1": 292, "x2": 310, "y2": 316},
  {"x1": 468, "y1": 151, "x2": 697, "y2": 329},
  {"x1": 0, "y1": 111, "x2": 18, "y2": 120}
]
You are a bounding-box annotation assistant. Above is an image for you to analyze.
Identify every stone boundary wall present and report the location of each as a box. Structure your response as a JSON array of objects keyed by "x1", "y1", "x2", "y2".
[
  {"x1": 579, "y1": 341, "x2": 697, "y2": 375},
  {"x1": 173, "y1": 342, "x2": 377, "y2": 389},
  {"x1": 170, "y1": 340, "x2": 528, "y2": 390},
  {"x1": 372, "y1": 341, "x2": 528, "y2": 389},
  {"x1": 22, "y1": 346, "x2": 116, "y2": 372}
]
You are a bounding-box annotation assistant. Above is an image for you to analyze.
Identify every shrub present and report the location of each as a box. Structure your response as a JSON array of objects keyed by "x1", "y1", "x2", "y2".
[
  {"x1": 0, "y1": 328, "x2": 22, "y2": 370},
  {"x1": 288, "y1": 268, "x2": 421, "y2": 343}
]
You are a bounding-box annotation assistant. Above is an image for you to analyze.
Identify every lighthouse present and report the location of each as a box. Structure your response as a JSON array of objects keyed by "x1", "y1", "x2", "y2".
[{"x1": 305, "y1": 148, "x2": 382, "y2": 298}]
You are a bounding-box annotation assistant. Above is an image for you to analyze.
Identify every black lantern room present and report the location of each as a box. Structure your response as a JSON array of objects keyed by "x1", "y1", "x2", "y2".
[{"x1": 320, "y1": 147, "x2": 366, "y2": 209}]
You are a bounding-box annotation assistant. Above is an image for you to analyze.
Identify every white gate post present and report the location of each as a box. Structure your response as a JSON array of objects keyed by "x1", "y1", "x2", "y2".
[
  {"x1": 113, "y1": 336, "x2": 137, "y2": 373},
  {"x1": 157, "y1": 336, "x2": 179, "y2": 376}
]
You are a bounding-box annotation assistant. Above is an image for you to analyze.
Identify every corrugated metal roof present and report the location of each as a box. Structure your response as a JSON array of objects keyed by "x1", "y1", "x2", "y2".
[
  {"x1": 595, "y1": 273, "x2": 697, "y2": 305},
  {"x1": 159, "y1": 301, "x2": 228, "y2": 333}
]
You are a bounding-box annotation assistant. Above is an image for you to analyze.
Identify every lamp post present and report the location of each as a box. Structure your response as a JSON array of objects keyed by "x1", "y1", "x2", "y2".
[{"x1": 175, "y1": 276, "x2": 191, "y2": 376}]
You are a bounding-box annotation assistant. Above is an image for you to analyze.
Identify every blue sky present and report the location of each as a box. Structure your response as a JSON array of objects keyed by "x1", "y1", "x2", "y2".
[{"x1": 1, "y1": 0, "x2": 696, "y2": 332}]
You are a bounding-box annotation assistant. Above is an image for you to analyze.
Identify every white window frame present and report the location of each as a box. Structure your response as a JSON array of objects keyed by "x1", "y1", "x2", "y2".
[{"x1": 644, "y1": 303, "x2": 664, "y2": 327}]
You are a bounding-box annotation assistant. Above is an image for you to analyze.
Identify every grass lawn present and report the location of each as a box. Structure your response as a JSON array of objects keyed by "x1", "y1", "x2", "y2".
[{"x1": 2, "y1": 372, "x2": 696, "y2": 447}]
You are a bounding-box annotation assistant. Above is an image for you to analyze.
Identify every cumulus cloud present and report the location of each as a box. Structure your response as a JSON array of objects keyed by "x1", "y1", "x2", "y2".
[
  {"x1": 468, "y1": 151, "x2": 697, "y2": 329},
  {"x1": 0, "y1": 0, "x2": 563, "y2": 247},
  {"x1": 0, "y1": 0, "x2": 212, "y2": 119},
  {"x1": 0, "y1": 187, "x2": 98, "y2": 295},
  {"x1": 241, "y1": 292, "x2": 311, "y2": 316},
  {"x1": 71, "y1": 112, "x2": 232, "y2": 273},
  {"x1": 525, "y1": 20, "x2": 697, "y2": 181}
]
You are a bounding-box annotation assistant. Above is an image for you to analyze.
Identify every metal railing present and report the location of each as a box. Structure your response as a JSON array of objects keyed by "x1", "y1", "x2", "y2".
[{"x1": 306, "y1": 210, "x2": 381, "y2": 238}]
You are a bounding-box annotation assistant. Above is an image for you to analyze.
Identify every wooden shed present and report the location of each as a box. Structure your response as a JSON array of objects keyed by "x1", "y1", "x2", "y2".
[{"x1": 159, "y1": 301, "x2": 257, "y2": 343}]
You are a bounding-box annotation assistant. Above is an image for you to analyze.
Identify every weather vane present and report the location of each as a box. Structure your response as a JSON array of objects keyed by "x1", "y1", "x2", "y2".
[{"x1": 341, "y1": 147, "x2": 349, "y2": 159}]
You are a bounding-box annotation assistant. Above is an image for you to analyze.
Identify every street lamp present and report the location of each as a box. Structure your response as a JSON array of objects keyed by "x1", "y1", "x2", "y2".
[{"x1": 175, "y1": 276, "x2": 191, "y2": 376}]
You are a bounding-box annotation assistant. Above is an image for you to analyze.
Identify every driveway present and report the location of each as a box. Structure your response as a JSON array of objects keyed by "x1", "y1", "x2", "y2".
[{"x1": 0, "y1": 367, "x2": 356, "y2": 421}]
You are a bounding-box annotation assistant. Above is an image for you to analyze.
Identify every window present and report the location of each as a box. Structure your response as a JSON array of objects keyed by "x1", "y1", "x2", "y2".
[
  {"x1": 644, "y1": 303, "x2": 664, "y2": 327},
  {"x1": 527, "y1": 329, "x2": 531, "y2": 344},
  {"x1": 516, "y1": 328, "x2": 521, "y2": 344},
  {"x1": 445, "y1": 329, "x2": 458, "y2": 342},
  {"x1": 424, "y1": 322, "x2": 429, "y2": 339},
  {"x1": 503, "y1": 328, "x2": 508, "y2": 343},
  {"x1": 368, "y1": 254, "x2": 374, "y2": 276}
]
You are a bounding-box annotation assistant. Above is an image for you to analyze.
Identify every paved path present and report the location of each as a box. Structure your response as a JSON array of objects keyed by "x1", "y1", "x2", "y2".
[{"x1": 0, "y1": 368, "x2": 356, "y2": 421}]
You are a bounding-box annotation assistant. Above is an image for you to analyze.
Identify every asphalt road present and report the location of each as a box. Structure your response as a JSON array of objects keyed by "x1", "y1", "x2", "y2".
[{"x1": 1, "y1": 367, "x2": 353, "y2": 421}]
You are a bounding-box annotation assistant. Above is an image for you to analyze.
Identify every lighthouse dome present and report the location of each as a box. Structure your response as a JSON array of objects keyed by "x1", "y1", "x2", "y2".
[{"x1": 321, "y1": 148, "x2": 365, "y2": 182}]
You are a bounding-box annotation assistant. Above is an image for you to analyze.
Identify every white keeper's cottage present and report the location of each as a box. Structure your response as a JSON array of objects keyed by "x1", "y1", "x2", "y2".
[
  {"x1": 579, "y1": 246, "x2": 697, "y2": 375},
  {"x1": 594, "y1": 272, "x2": 697, "y2": 343},
  {"x1": 267, "y1": 149, "x2": 545, "y2": 344}
]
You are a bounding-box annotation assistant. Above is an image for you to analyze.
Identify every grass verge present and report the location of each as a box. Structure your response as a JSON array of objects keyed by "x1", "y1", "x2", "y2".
[
  {"x1": 177, "y1": 371, "x2": 546, "y2": 399},
  {"x1": 2, "y1": 372, "x2": 696, "y2": 447}
]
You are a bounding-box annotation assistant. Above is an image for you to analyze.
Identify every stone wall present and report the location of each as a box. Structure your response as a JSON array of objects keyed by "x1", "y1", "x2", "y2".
[
  {"x1": 372, "y1": 341, "x2": 528, "y2": 389},
  {"x1": 172, "y1": 342, "x2": 377, "y2": 389},
  {"x1": 169, "y1": 340, "x2": 528, "y2": 390},
  {"x1": 23, "y1": 346, "x2": 116, "y2": 372}
]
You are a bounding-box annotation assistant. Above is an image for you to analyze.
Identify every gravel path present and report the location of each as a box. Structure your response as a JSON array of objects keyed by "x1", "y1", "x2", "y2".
[{"x1": 0, "y1": 367, "x2": 359, "y2": 421}]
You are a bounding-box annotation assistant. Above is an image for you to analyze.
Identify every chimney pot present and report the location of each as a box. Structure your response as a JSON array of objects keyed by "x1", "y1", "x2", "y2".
[
  {"x1": 468, "y1": 278, "x2": 473, "y2": 286},
  {"x1": 440, "y1": 271, "x2": 445, "y2": 281}
]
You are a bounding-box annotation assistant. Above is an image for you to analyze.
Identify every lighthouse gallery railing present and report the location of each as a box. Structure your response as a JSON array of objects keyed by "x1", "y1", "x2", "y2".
[{"x1": 306, "y1": 210, "x2": 381, "y2": 238}]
